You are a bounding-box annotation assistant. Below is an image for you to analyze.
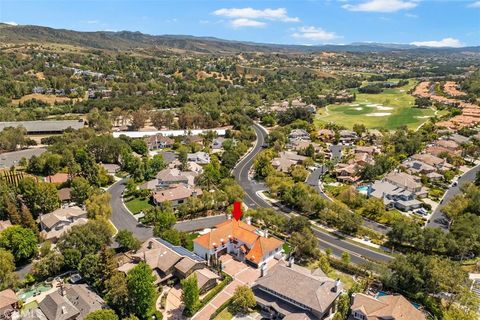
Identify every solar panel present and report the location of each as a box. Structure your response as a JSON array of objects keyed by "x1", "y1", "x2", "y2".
[{"x1": 155, "y1": 237, "x2": 205, "y2": 262}]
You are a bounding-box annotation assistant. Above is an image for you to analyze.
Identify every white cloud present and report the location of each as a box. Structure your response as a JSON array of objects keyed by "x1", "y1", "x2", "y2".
[
  {"x1": 231, "y1": 19, "x2": 266, "y2": 28},
  {"x1": 86, "y1": 20, "x2": 99, "y2": 24},
  {"x1": 213, "y1": 7, "x2": 300, "y2": 28},
  {"x1": 468, "y1": 1, "x2": 480, "y2": 7},
  {"x1": 3, "y1": 21, "x2": 18, "y2": 26},
  {"x1": 411, "y1": 38, "x2": 464, "y2": 48},
  {"x1": 292, "y1": 26, "x2": 339, "y2": 43},
  {"x1": 342, "y1": 0, "x2": 418, "y2": 12}
]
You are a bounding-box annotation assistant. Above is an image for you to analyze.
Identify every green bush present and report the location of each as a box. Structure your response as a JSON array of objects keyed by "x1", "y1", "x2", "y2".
[{"x1": 209, "y1": 298, "x2": 233, "y2": 320}]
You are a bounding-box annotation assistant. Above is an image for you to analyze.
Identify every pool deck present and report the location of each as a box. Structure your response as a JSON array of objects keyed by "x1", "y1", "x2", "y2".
[{"x1": 19, "y1": 279, "x2": 60, "y2": 305}]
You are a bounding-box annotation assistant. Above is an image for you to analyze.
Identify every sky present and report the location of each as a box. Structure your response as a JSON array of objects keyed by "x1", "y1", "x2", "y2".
[{"x1": 0, "y1": 0, "x2": 479, "y2": 47}]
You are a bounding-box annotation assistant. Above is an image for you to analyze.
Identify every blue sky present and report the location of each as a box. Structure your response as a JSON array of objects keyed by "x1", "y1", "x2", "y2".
[{"x1": 1, "y1": 0, "x2": 479, "y2": 47}]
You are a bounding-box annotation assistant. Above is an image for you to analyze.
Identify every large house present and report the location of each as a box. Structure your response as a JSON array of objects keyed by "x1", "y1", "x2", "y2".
[
  {"x1": 271, "y1": 151, "x2": 307, "y2": 173},
  {"x1": 350, "y1": 293, "x2": 426, "y2": 320},
  {"x1": 37, "y1": 284, "x2": 105, "y2": 320},
  {"x1": 410, "y1": 153, "x2": 453, "y2": 172},
  {"x1": 187, "y1": 152, "x2": 211, "y2": 164},
  {"x1": 289, "y1": 129, "x2": 310, "y2": 142},
  {"x1": 145, "y1": 134, "x2": 174, "y2": 150},
  {"x1": 140, "y1": 168, "x2": 197, "y2": 190},
  {"x1": 370, "y1": 180, "x2": 423, "y2": 212},
  {"x1": 118, "y1": 238, "x2": 219, "y2": 293},
  {"x1": 152, "y1": 184, "x2": 202, "y2": 207},
  {"x1": 253, "y1": 260, "x2": 342, "y2": 319},
  {"x1": 384, "y1": 172, "x2": 425, "y2": 194},
  {"x1": 193, "y1": 219, "x2": 284, "y2": 268},
  {"x1": 38, "y1": 206, "x2": 88, "y2": 242}
]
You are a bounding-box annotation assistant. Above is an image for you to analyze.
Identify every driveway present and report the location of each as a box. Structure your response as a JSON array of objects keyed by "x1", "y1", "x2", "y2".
[
  {"x1": 164, "y1": 285, "x2": 184, "y2": 320},
  {"x1": 192, "y1": 255, "x2": 277, "y2": 320}
]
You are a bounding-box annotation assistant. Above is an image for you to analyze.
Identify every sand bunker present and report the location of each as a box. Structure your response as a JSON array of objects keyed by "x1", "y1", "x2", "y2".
[
  {"x1": 366, "y1": 112, "x2": 391, "y2": 117},
  {"x1": 349, "y1": 103, "x2": 360, "y2": 107},
  {"x1": 352, "y1": 107, "x2": 363, "y2": 111},
  {"x1": 376, "y1": 106, "x2": 393, "y2": 110}
]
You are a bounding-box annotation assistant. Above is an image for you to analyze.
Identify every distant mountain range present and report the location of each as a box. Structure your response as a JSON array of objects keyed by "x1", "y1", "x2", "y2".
[{"x1": 1, "y1": 23, "x2": 479, "y2": 55}]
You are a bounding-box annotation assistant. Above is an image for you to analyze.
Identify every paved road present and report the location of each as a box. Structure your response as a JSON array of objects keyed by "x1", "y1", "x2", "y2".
[
  {"x1": 233, "y1": 124, "x2": 393, "y2": 265},
  {"x1": 306, "y1": 164, "x2": 390, "y2": 235},
  {"x1": 109, "y1": 180, "x2": 227, "y2": 240},
  {"x1": 427, "y1": 164, "x2": 480, "y2": 229}
]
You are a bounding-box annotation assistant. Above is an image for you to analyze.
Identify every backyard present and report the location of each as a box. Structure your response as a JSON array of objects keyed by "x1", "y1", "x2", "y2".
[
  {"x1": 316, "y1": 80, "x2": 445, "y2": 130},
  {"x1": 124, "y1": 196, "x2": 153, "y2": 214}
]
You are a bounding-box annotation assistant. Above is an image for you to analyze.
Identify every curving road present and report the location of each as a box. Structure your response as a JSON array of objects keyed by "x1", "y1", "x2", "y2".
[
  {"x1": 109, "y1": 180, "x2": 227, "y2": 241},
  {"x1": 233, "y1": 123, "x2": 393, "y2": 265},
  {"x1": 426, "y1": 163, "x2": 480, "y2": 230}
]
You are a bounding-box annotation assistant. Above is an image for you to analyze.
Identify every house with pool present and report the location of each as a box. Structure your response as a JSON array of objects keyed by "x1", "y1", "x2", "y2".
[{"x1": 193, "y1": 218, "x2": 284, "y2": 268}]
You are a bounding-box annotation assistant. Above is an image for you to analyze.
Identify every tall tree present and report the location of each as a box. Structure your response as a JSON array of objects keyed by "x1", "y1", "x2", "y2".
[
  {"x1": 127, "y1": 262, "x2": 156, "y2": 319},
  {"x1": 0, "y1": 225, "x2": 38, "y2": 262},
  {"x1": 181, "y1": 273, "x2": 199, "y2": 316},
  {"x1": 0, "y1": 248, "x2": 17, "y2": 290}
]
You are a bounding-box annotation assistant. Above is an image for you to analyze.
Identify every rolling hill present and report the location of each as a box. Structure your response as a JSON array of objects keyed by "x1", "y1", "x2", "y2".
[{"x1": 1, "y1": 23, "x2": 479, "y2": 55}]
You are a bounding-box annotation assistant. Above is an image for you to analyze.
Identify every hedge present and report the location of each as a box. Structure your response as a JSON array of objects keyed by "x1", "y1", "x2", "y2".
[
  {"x1": 187, "y1": 272, "x2": 233, "y2": 317},
  {"x1": 209, "y1": 298, "x2": 233, "y2": 320}
]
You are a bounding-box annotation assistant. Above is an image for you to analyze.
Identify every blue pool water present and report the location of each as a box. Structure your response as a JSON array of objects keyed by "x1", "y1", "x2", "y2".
[{"x1": 357, "y1": 186, "x2": 369, "y2": 192}]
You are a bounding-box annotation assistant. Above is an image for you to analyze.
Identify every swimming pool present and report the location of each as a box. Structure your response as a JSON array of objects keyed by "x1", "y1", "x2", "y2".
[
  {"x1": 357, "y1": 185, "x2": 369, "y2": 193},
  {"x1": 18, "y1": 283, "x2": 53, "y2": 301}
]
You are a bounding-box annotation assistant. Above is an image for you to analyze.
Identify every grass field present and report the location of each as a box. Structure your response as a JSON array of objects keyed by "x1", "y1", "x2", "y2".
[
  {"x1": 316, "y1": 80, "x2": 441, "y2": 130},
  {"x1": 124, "y1": 196, "x2": 152, "y2": 214}
]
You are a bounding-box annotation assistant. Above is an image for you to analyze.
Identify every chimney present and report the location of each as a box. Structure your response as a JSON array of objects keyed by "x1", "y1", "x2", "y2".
[
  {"x1": 260, "y1": 263, "x2": 267, "y2": 277},
  {"x1": 288, "y1": 256, "x2": 295, "y2": 267},
  {"x1": 333, "y1": 278, "x2": 341, "y2": 293},
  {"x1": 148, "y1": 241, "x2": 153, "y2": 249},
  {"x1": 61, "y1": 306, "x2": 67, "y2": 315},
  {"x1": 246, "y1": 216, "x2": 252, "y2": 225},
  {"x1": 264, "y1": 229, "x2": 269, "y2": 238}
]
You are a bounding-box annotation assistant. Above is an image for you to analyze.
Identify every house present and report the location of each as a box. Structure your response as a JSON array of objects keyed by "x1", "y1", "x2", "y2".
[
  {"x1": 253, "y1": 260, "x2": 342, "y2": 319},
  {"x1": 45, "y1": 173, "x2": 70, "y2": 184},
  {"x1": 350, "y1": 293, "x2": 426, "y2": 320},
  {"x1": 271, "y1": 151, "x2": 307, "y2": 173},
  {"x1": 38, "y1": 206, "x2": 88, "y2": 242},
  {"x1": 384, "y1": 172, "x2": 424, "y2": 194},
  {"x1": 288, "y1": 129, "x2": 310, "y2": 142},
  {"x1": 353, "y1": 152, "x2": 375, "y2": 167},
  {"x1": 100, "y1": 163, "x2": 120, "y2": 176},
  {"x1": 187, "y1": 152, "x2": 210, "y2": 164},
  {"x1": 57, "y1": 188, "x2": 72, "y2": 203},
  {"x1": 354, "y1": 146, "x2": 378, "y2": 155},
  {"x1": 211, "y1": 137, "x2": 226, "y2": 150},
  {"x1": 410, "y1": 153, "x2": 453, "y2": 172},
  {"x1": 339, "y1": 130, "x2": 358, "y2": 143},
  {"x1": 118, "y1": 238, "x2": 219, "y2": 292},
  {"x1": 145, "y1": 135, "x2": 174, "y2": 150},
  {"x1": 151, "y1": 168, "x2": 196, "y2": 188},
  {"x1": 152, "y1": 184, "x2": 202, "y2": 207},
  {"x1": 0, "y1": 289, "x2": 18, "y2": 319},
  {"x1": 38, "y1": 284, "x2": 105, "y2": 320},
  {"x1": 435, "y1": 140, "x2": 460, "y2": 152},
  {"x1": 370, "y1": 180, "x2": 423, "y2": 211},
  {"x1": 184, "y1": 135, "x2": 204, "y2": 146},
  {"x1": 193, "y1": 218, "x2": 284, "y2": 268},
  {"x1": 401, "y1": 160, "x2": 436, "y2": 175},
  {"x1": 317, "y1": 129, "x2": 335, "y2": 142},
  {"x1": 333, "y1": 163, "x2": 360, "y2": 183},
  {"x1": 445, "y1": 133, "x2": 469, "y2": 145}
]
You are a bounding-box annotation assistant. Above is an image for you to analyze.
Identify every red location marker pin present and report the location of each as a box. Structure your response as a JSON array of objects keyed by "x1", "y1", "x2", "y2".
[{"x1": 232, "y1": 201, "x2": 243, "y2": 221}]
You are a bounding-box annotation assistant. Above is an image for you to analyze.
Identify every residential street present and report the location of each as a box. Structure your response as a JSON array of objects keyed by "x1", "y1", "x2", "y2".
[
  {"x1": 233, "y1": 124, "x2": 393, "y2": 265},
  {"x1": 108, "y1": 180, "x2": 227, "y2": 240},
  {"x1": 427, "y1": 163, "x2": 480, "y2": 229}
]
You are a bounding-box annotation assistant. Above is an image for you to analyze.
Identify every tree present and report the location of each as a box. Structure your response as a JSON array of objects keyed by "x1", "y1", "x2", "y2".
[
  {"x1": 0, "y1": 225, "x2": 38, "y2": 262},
  {"x1": 127, "y1": 262, "x2": 156, "y2": 319},
  {"x1": 57, "y1": 220, "x2": 112, "y2": 259},
  {"x1": 230, "y1": 285, "x2": 256, "y2": 314},
  {"x1": 290, "y1": 228, "x2": 320, "y2": 262},
  {"x1": 32, "y1": 252, "x2": 65, "y2": 279},
  {"x1": 18, "y1": 178, "x2": 60, "y2": 216},
  {"x1": 85, "y1": 310, "x2": 119, "y2": 320},
  {"x1": 0, "y1": 248, "x2": 17, "y2": 290},
  {"x1": 71, "y1": 177, "x2": 93, "y2": 205},
  {"x1": 181, "y1": 273, "x2": 199, "y2": 316},
  {"x1": 341, "y1": 252, "x2": 351, "y2": 265},
  {"x1": 115, "y1": 230, "x2": 141, "y2": 252},
  {"x1": 130, "y1": 109, "x2": 149, "y2": 130},
  {"x1": 85, "y1": 192, "x2": 112, "y2": 220},
  {"x1": 105, "y1": 272, "x2": 130, "y2": 317}
]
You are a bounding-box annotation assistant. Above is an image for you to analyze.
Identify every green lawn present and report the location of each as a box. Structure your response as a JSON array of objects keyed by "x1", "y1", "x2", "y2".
[
  {"x1": 124, "y1": 196, "x2": 153, "y2": 214},
  {"x1": 316, "y1": 79, "x2": 443, "y2": 130},
  {"x1": 213, "y1": 308, "x2": 233, "y2": 320}
]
